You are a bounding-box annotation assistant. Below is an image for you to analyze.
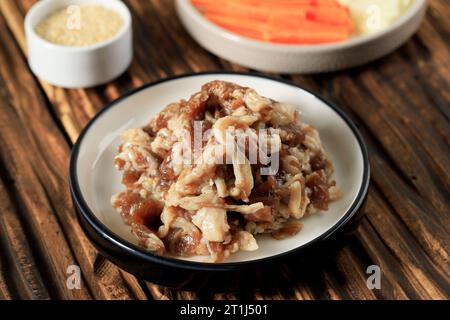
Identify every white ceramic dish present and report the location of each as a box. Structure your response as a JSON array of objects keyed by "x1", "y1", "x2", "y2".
[
  {"x1": 70, "y1": 73, "x2": 370, "y2": 266},
  {"x1": 25, "y1": 0, "x2": 133, "y2": 88},
  {"x1": 176, "y1": 0, "x2": 427, "y2": 73}
]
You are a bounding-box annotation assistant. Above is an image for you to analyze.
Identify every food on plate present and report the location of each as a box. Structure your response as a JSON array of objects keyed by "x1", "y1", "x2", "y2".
[
  {"x1": 35, "y1": 5, "x2": 124, "y2": 47},
  {"x1": 111, "y1": 81, "x2": 340, "y2": 262},
  {"x1": 192, "y1": 0, "x2": 415, "y2": 44},
  {"x1": 192, "y1": 0, "x2": 354, "y2": 44}
]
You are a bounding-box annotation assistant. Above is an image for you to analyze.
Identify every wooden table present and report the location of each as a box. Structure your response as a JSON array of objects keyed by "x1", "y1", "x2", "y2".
[{"x1": 0, "y1": 0, "x2": 448, "y2": 300}]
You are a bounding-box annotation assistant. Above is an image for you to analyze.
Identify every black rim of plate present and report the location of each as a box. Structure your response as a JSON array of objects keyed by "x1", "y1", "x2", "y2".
[{"x1": 69, "y1": 71, "x2": 371, "y2": 272}]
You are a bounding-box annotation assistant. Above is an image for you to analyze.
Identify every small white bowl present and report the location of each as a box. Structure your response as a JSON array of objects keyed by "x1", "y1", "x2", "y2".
[
  {"x1": 176, "y1": 0, "x2": 427, "y2": 74},
  {"x1": 25, "y1": 0, "x2": 133, "y2": 88}
]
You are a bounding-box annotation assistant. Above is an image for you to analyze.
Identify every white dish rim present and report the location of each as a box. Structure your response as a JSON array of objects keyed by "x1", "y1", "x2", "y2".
[{"x1": 69, "y1": 72, "x2": 371, "y2": 271}]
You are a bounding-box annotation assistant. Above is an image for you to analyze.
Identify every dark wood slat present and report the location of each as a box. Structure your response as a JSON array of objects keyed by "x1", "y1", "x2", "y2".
[
  {"x1": 176, "y1": 291, "x2": 199, "y2": 300},
  {"x1": 356, "y1": 219, "x2": 411, "y2": 299},
  {"x1": 0, "y1": 0, "x2": 448, "y2": 300},
  {"x1": 365, "y1": 185, "x2": 447, "y2": 299},
  {"x1": 0, "y1": 68, "x2": 91, "y2": 300},
  {"x1": 0, "y1": 262, "x2": 12, "y2": 300},
  {"x1": 331, "y1": 75, "x2": 449, "y2": 273},
  {"x1": 0, "y1": 11, "x2": 146, "y2": 300},
  {"x1": 0, "y1": 212, "x2": 14, "y2": 301},
  {"x1": 146, "y1": 0, "x2": 221, "y2": 72},
  {"x1": 144, "y1": 282, "x2": 174, "y2": 300},
  {"x1": 0, "y1": 0, "x2": 178, "y2": 298},
  {"x1": 360, "y1": 71, "x2": 449, "y2": 211},
  {"x1": 0, "y1": 176, "x2": 50, "y2": 299}
]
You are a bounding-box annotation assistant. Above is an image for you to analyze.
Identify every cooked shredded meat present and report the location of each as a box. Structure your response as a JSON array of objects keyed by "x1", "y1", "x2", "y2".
[{"x1": 111, "y1": 81, "x2": 340, "y2": 262}]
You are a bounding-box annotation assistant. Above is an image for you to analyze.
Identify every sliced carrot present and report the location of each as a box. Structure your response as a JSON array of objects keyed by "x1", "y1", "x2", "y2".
[
  {"x1": 203, "y1": 5, "x2": 351, "y2": 26},
  {"x1": 207, "y1": 12, "x2": 350, "y2": 44},
  {"x1": 193, "y1": 0, "x2": 340, "y2": 12},
  {"x1": 269, "y1": 12, "x2": 354, "y2": 33},
  {"x1": 193, "y1": 0, "x2": 340, "y2": 7},
  {"x1": 206, "y1": 15, "x2": 266, "y2": 41},
  {"x1": 305, "y1": 6, "x2": 352, "y2": 25},
  {"x1": 194, "y1": 0, "x2": 340, "y2": 11},
  {"x1": 193, "y1": 0, "x2": 354, "y2": 44}
]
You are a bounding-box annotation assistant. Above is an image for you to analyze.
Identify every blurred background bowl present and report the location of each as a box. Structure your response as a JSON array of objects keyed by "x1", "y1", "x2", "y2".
[{"x1": 176, "y1": 0, "x2": 427, "y2": 74}]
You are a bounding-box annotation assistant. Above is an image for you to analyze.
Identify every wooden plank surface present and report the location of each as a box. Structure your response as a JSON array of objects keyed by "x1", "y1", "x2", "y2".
[{"x1": 0, "y1": 0, "x2": 448, "y2": 300}]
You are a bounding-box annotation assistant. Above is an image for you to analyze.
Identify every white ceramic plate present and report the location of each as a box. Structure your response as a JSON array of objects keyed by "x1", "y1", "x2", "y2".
[
  {"x1": 176, "y1": 0, "x2": 427, "y2": 73},
  {"x1": 71, "y1": 73, "x2": 370, "y2": 264}
]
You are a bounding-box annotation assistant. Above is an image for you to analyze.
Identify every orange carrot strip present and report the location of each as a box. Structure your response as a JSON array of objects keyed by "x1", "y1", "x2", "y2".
[
  {"x1": 193, "y1": 0, "x2": 340, "y2": 7},
  {"x1": 269, "y1": 15, "x2": 351, "y2": 31},
  {"x1": 205, "y1": 13, "x2": 267, "y2": 40},
  {"x1": 195, "y1": 0, "x2": 354, "y2": 44},
  {"x1": 196, "y1": 0, "x2": 351, "y2": 25}
]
